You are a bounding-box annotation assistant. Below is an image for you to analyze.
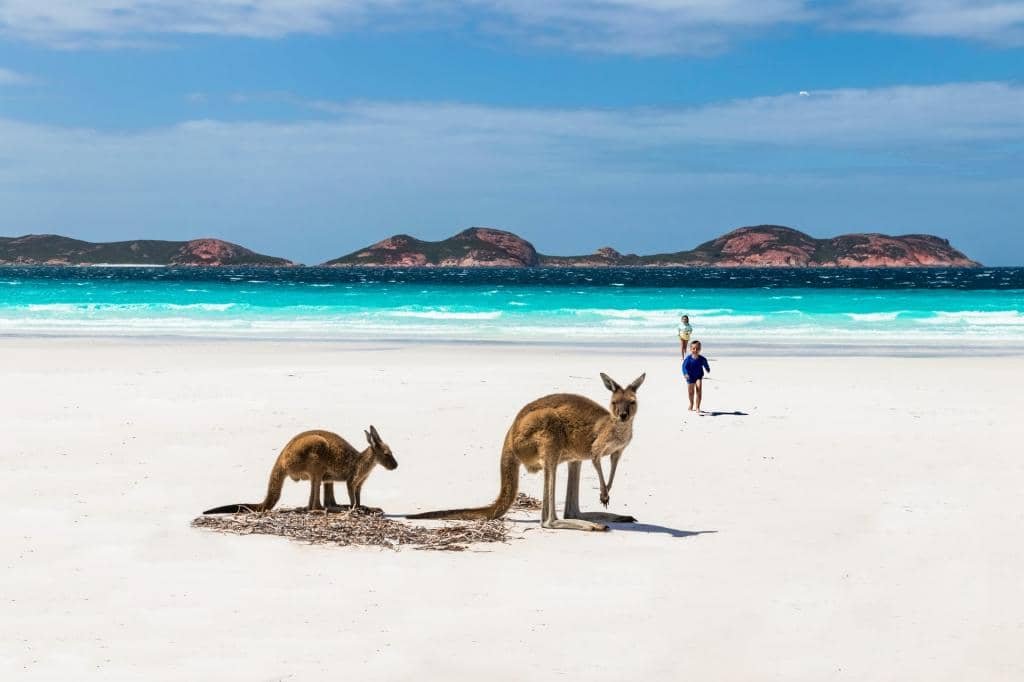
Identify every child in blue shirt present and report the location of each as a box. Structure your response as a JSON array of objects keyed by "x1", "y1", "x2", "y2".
[{"x1": 682, "y1": 340, "x2": 711, "y2": 413}]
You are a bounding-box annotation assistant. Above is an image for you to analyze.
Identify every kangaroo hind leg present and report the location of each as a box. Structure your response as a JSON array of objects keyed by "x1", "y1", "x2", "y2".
[
  {"x1": 307, "y1": 474, "x2": 324, "y2": 511},
  {"x1": 563, "y1": 460, "x2": 637, "y2": 524},
  {"x1": 542, "y1": 460, "x2": 607, "y2": 532}
]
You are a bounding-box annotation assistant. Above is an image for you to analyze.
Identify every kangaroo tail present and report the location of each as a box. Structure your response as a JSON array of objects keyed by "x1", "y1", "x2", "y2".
[
  {"x1": 203, "y1": 465, "x2": 286, "y2": 514},
  {"x1": 407, "y1": 442, "x2": 519, "y2": 521}
]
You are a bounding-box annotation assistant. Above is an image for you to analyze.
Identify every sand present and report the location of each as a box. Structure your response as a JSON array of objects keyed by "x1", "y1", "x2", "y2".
[{"x1": 2, "y1": 337, "x2": 1023, "y2": 681}]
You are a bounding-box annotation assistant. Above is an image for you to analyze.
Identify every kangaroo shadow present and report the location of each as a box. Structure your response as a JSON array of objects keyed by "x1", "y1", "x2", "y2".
[
  {"x1": 608, "y1": 523, "x2": 717, "y2": 538},
  {"x1": 396, "y1": 514, "x2": 716, "y2": 539}
]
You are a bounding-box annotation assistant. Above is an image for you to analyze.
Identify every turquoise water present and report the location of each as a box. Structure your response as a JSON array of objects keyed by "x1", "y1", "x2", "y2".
[{"x1": 1, "y1": 267, "x2": 1022, "y2": 346}]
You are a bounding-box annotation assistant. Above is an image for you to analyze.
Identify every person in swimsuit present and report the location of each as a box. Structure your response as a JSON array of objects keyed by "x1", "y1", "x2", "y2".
[
  {"x1": 682, "y1": 339, "x2": 710, "y2": 413},
  {"x1": 677, "y1": 314, "x2": 692, "y2": 358}
]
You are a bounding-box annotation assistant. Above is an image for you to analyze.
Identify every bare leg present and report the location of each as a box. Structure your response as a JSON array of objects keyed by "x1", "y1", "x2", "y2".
[
  {"x1": 687, "y1": 383, "x2": 695, "y2": 411},
  {"x1": 695, "y1": 379, "x2": 703, "y2": 413},
  {"x1": 543, "y1": 461, "x2": 607, "y2": 531}
]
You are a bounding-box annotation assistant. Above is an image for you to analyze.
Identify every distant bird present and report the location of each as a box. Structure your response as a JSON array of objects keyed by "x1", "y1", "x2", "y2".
[{"x1": 799, "y1": 91, "x2": 810, "y2": 97}]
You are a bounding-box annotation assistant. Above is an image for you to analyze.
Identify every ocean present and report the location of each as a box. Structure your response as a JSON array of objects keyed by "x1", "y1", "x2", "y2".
[{"x1": 1, "y1": 266, "x2": 1022, "y2": 348}]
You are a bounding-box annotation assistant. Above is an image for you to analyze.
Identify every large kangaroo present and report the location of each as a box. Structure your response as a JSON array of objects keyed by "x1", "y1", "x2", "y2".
[
  {"x1": 203, "y1": 426, "x2": 397, "y2": 514},
  {"x1": 407, "y1": 372, "x2": 644, "y2": 531}
]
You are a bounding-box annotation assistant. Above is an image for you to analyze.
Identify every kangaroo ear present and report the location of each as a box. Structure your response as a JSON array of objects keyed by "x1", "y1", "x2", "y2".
[
  {"x1": 600, "y1": 372, "x2": 622, "y2": 392},
  {"x1": 364, "y1": 429, "x2": 373, "y2": 445},
  {"x1": 369, "y1": 425, "x2": 381, "y2": 443},
  {"x1": 628, "y1": 373, "x2": 646, "y2": 391}
]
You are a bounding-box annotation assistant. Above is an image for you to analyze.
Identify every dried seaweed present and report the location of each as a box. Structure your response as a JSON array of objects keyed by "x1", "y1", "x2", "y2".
[
  {"x1": 511, "y1": 492, "x2": 542, "y2": 511},
  {"x1": 191, "y1": 508, "x2": 510, "y2": 552}
]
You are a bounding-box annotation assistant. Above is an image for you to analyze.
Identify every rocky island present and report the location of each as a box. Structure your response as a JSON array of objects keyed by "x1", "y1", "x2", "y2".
[
  {"x1": 323, "y1": 228, "x2": 541, "y2": 268},
  {"x1": 0, "y1": 234, "x2": 294, "y2": 266},
  {"x1": 326, "y1": 225, "x2": 980, "y2": 268},
  {"x1": 1, "y1": 225, "x2": 979, "y2": 267}
]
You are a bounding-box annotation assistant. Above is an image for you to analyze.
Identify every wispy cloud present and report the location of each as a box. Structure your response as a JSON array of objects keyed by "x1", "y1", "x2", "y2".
[
  {"x1": 463, "y1": 0, "x2": 812, "y2": 55},
  {"x1": 2, "y1": 81, "x2": 1021, "y2": 190},
  {"x1": 280, "y1": 81, "x2": 1024, "y2": 149},
  {"x1": 1, "y1": 1, "x2": 1022, "y2": 53},
  {"x1": 836, "y1": 1, "x2": 1024, "y2": 45},
  {"x1": 0, "y1": 66, "x2": 32, "y2": 85},
  {"x1": 0, "y1": 1, "x2": 375, "y2": 46},
  {"x1": 1, "y1": 82, "x2": 1021, "y2": 191},
  {"x1": 0, "y1": 81, "x2": 1020, "y2": 262}
]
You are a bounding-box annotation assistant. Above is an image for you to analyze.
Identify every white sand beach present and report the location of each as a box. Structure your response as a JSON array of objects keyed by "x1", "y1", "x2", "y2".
[{"x1": 3, "y1": 338, "x2": 1023, "y2": 681}]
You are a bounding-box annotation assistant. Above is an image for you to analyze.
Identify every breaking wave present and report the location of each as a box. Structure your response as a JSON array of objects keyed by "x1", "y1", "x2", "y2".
[{"x1": 0, "y1": 265, "x2": 1021, "y2": 345}]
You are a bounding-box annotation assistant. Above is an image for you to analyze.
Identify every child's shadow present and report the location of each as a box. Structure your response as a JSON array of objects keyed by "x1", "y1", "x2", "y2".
[
  {"x1": 704, "y1": 410, "x2": 748, "y2": 417},
  {"x1": 609, "y1": 522, "x2": 717, "y2": 538}
]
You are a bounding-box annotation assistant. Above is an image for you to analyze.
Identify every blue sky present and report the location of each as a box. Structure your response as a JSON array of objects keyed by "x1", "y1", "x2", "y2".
[{"x1": 0, "y1": 2, "x2": 1022, "y2": 265}]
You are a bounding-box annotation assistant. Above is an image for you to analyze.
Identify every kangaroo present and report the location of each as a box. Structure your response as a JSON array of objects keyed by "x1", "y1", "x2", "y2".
[
  {"x1": 203, "y1": 426, "x2": 397, "y2": 514},
  {"x1": 407, "y1": 372, "x2": 644, "y2": 531}
]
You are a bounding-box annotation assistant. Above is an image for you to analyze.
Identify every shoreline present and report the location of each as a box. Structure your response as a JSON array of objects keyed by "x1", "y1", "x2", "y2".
[{"x1": 3, "y1": 333, "x2": 1024, "y2": 356}]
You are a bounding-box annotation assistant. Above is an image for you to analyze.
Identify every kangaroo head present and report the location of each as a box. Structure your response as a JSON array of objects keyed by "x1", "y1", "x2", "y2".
[
  {"x1": 600, "y1": 372, "x2": 646, "y2": 423},
  {"x1": 365, "y1": 425, "x2": 398, "y2": 470}
]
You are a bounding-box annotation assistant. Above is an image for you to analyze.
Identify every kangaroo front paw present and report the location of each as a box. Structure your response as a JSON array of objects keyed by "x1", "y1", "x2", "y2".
[{"x1": 600, "y1": 492, "x2": 610, "y2": 507}]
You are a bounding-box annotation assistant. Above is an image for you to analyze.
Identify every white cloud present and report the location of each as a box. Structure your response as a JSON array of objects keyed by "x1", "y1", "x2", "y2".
[
  {"x1": 463, "y1": 0, "x2": 812, "y2": 55},
  {"x1": 837, "y1": 1, "x2": 1024, "y2": 44},
  {"x1": 307, "y1": 81, "x2": 1024, "y2": 148},
  {"x1": 1, "y1": 82, "x2": 1021, "y2": 188},
  {"x1": 0, "y1": 1, "x2": 380, "y2": 42},
  {"x1": 0, "y1": 81, "x2": 1020, "y2": 262},
  {"x1": 0, "y1": 66, "x2": 31, "y2": 84},
  {"x1": 0, "y1": 81, "x2": 1019, "y2": 227},
  {"x1": 0, "y1": 1, "x2": 1022, "y2": 53}
]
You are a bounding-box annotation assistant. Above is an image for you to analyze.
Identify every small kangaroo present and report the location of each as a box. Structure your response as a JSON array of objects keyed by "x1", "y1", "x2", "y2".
[
  {"x1": 408, "y1": 372, "x2": 644, "y2": 531},
  {"x1": 203, "y1": 426, "x2": 397, "y2": 514}
]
